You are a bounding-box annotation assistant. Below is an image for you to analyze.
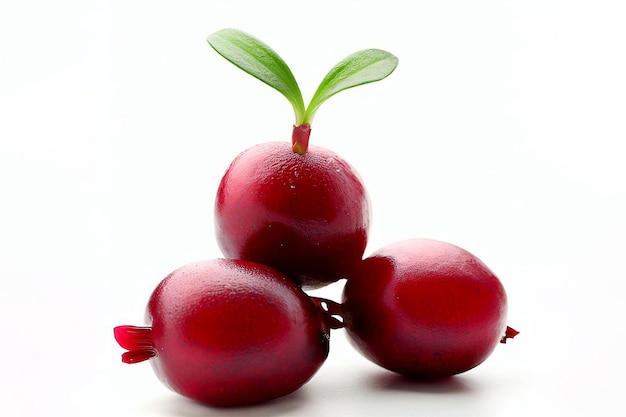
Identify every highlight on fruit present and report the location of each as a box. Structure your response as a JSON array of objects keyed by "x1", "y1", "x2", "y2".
[{"x1": 113, "y1": 27, "x2": 518, "y2": 408}]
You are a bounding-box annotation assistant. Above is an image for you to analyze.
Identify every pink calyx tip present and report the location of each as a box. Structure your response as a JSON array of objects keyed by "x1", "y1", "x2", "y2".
[
  {"x1": 500, "y1": 326, "x2": 520, "y2": 344},
  {"x1": 114, "y1": 325, "x2": 156, "y2": 364}
]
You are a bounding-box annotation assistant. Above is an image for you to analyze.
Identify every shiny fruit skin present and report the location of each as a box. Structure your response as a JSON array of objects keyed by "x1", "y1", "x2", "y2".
[
  {"x1": 342, "y1": 238, "x2": 508, "y2": 379},
  {"x1": 215, "y1": 141, "x2": 370, "y2": 289},
  {"x1": 121, "y1": 259, "x2": 329, "y2": 407}
]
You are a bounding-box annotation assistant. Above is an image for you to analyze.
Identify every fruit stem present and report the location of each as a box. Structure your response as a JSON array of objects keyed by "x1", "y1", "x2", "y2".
[
  {"x1": 113, "y1": 325, "x2": 157, "y2": 364},
  {"x1": 292, "y1": 124, "x2": 312, "y2": 155},
  {"x1": 500, "y1": 326, "x2": 520, "y2": 344}
]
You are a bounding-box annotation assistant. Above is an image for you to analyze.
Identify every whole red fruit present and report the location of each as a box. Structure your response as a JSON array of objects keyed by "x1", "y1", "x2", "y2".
[
  {"x1": 342, "y1": 238, "x2": 512, "y2": 379},
  {"x1": 215, "y1": 141, "x2": 370, "y2": 289},
  {"x1": 114, "y1": 259, "x2": 329, "y2": 407}
]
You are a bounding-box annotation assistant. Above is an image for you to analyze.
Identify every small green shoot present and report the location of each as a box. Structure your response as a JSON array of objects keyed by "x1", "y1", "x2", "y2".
[{"x1": 207, "y1": 28, "x2": 398, "y2": 153}]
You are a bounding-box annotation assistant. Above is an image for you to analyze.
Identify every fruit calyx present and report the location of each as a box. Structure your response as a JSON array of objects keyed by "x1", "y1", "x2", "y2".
[
  {"x1": 500, "y1": 326, "x2": 520, "y2": 344},
  {"x1": 207, "y1": 28, "x2": 398, "y2": 155},
  {"x1": 311, "y1": 297, "x2": 345, "y2": 330},
  {"x1": 114, "y1": 325, "x2": 157, "y2": 364}
]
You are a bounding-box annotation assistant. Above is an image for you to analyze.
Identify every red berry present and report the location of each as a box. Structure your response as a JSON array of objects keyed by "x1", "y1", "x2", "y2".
[
  {"x1": 114, "y1": 259, "x2": 330, "y2": 407},
  {"x1": 342, "y1": 238, "x2": 517, "y2": 378},
  {"x1": 215, "y1": 141, "x2": 370, "y2": 289}
]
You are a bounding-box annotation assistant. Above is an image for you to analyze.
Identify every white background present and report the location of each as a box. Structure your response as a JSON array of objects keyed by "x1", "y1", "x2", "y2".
[{"x1": 1, "y1": 1, "x2": 625, "y2": 415}]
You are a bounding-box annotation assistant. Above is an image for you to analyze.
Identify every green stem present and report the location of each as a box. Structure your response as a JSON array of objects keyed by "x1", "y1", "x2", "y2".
[{"x1": 207, "y1": 29, "x2": 398, "y2": 155}]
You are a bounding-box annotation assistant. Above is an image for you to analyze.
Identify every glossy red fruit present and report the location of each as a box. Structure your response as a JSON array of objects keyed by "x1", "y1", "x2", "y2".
[
  {"x1": 342, "y1": 238, "x2": 517, "y2": 379},
  {"x1": 215, "y1": 141, "x2": 370, "y2": 289},
  {"x1": 114, "y1": 259, "x2": 330, "y2": 407}
]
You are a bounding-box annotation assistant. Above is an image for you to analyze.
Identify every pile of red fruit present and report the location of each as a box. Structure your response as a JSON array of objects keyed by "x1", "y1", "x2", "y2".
[{"x1": 114, "y1": 28, "x2": 518, "y2": 408}]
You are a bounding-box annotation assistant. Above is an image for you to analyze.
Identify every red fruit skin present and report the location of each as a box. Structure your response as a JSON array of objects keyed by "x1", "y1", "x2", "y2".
[
  {"x1": 118, "y1": 259, "x2": 329, "y2": 407},
  {"x1": 342, "y1": 238, "x2": 509, "y2": 379},
  {"x1": 215, "y1": 141, "x2": 370, "y2": 289}
]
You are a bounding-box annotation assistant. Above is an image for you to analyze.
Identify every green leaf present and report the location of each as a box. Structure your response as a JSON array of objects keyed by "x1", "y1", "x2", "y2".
[
  {"x1": 303, "y1": 49, "x2": 399, "y2": 124},
  {"x1": 207, "y1": 29, "x2": 399, "y2": 130},
  {"x1": 207, "y1": 28, "x2": 306, "y2": 123}
]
